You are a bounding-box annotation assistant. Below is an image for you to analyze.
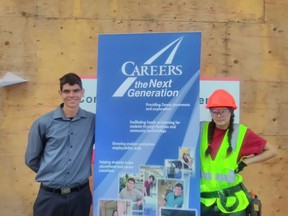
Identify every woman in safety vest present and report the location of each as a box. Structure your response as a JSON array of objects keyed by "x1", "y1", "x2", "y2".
[{"x1": 200, "y1": 89, "x2": 277, "y2": 216}]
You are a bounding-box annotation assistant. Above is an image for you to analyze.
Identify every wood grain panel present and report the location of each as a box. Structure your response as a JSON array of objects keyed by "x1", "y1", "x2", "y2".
[
  {"x1": 0, "y1": 0, "x2": 287, "y2": 215},
  {"x1": 1, "y1": 0, "x2": 264, "y2": 22},
  {"x1": 242, "y1": 135, "x2": 288, "y2": 216}
]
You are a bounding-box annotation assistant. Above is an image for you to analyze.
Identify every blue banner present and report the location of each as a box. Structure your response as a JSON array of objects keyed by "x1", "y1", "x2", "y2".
[{"x1": 95, "y1": 32, "x2": 201, "y2": 216}]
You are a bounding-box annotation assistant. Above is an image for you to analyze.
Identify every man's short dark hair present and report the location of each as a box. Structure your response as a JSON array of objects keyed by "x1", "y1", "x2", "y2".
[
  {"x1": 174, "y1": 183, "x2": 183, "y2": 190},
  {"x1": 127, "y1": 177, "x2": 135, "y2": 184},
  {"x1": 149, "y1": 175, "x2": 155, "y2": 181},
  {"x1": 59, "y1": 73, "x2": 82, "y2": 91}
]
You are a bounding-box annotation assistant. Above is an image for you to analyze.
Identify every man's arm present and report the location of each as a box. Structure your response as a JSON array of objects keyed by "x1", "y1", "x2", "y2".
[
  {"x1": 25, "y1": 120, "x2": 46, "y2": 172},
  {"x1": 136, "y1": 189, "x2": 144, "y2": 207},
  {"x1": 160, "y1": 199, "x2": 167, "y2": 207}
]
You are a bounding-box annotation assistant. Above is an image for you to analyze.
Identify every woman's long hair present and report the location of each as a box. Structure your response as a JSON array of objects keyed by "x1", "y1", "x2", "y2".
[{"x1": 205, "y1": 109, "x2": 235, "y2": 157}]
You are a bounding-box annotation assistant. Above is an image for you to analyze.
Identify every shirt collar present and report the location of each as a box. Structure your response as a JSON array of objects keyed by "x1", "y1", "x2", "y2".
[{"x1": 53, "y1": 103, "x2": 87, "y2": 120}]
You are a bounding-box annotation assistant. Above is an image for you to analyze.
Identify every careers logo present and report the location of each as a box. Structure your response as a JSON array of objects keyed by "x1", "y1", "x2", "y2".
[{"x1": 113, "y1": 37, "x2": 184, "y2": 97}]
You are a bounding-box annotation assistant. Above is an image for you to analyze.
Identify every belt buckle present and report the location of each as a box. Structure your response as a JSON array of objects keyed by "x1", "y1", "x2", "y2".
[{"x1": 61, "y1": 187, "x2": 71, "y2": 194}]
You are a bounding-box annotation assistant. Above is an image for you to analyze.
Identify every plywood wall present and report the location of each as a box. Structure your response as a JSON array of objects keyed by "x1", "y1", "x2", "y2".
[{"x1": 0, "y1": 0, "x2": 287, "y2": 215}]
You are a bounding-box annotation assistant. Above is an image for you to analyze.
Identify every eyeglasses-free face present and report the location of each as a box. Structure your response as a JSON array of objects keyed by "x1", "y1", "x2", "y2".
[
  {"x1": 59, "y1": 84, "x2": 84, "y2": 109},
  {"x1": 127, "y1": 180, "x2": 135, "y2": 190}
]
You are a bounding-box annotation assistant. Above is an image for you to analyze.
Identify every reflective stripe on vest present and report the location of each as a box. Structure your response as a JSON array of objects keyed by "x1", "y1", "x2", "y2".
[
  {"x1": 201, "y1": 172, "x2": 212, "y2": 180},
  {"x1": 215, "y1": 170, "x2": 236, "y2": 183},
  {"x1": 201, "y1": 171, "x2": 236, "y2": 182}
]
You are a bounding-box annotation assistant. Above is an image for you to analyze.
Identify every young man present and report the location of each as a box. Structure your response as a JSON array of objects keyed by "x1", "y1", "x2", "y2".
[
  {"x1": 200, "y1": 89, "x2": 277, "y2": 216},
  {"x1": 25, "y1": 73, "x2": 95, "y2": 216},
  {"x1": 161, "y1": 183, "x2": 184, "y2": 208},
  {"x1": 119, "y1": 177, "x2": 144, "y2": 210}
]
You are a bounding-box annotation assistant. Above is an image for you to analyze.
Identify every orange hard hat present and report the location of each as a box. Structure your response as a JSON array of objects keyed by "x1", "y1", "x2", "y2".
[{"x1": 206, "y1": 89, "x2": 237, "y2": 110}]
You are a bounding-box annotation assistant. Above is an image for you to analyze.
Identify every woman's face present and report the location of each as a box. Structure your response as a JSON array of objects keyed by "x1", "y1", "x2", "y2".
[
  {"x1": 210, "y1": 108, "x2": 231, "y2": 129},
  {"x1": 113, "y1": 211, "x2": 118, "y2": 216}
]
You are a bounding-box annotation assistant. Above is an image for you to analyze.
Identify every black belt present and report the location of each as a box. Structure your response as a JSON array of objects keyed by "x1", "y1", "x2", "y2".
[
  {"x1": 41, "y1": 181, "x2": 89, "y2": 195},
  {"x1": 201, "y1": 183, "x2": 244, "y2": 198},
  {"x1": 201, "y1": 183, "x2": 246, "y2": 212}
]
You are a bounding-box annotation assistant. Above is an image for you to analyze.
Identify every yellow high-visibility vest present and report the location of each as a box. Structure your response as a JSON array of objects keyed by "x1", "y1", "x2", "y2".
[{"x1": 200, "y1": 121, "x2": 250, "y2": 213}]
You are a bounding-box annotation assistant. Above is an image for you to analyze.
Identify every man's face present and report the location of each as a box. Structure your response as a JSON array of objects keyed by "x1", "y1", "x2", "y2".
[
  {"x1": 173, "y1": 186, "x2": 182, "y2": 196},
  {"x1": 127, "y1": 180, "x2": 135, "y2": 191},
  {"x1": 59, "y1": 84, "x2": 84, "y2": 109}
]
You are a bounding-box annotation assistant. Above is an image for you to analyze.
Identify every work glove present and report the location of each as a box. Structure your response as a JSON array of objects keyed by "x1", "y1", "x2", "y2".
[{"x1": 235, "y1": 161, "x2": 247, "y2": 173}]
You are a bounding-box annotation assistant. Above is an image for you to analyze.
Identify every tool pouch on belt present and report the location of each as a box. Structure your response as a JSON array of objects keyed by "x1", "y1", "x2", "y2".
[
  {"x1": 217, "y1": 190, "x2": 240, "y2": 212},
  {"x1": 217, "y1": 189, "x2": 249, "y2": 213},
  {"x1": 246, "y1": 194, "x2": 262, "y2": 216},
  {"x1": 201, "y1": 183, "x2": 250, "y2": 213}
]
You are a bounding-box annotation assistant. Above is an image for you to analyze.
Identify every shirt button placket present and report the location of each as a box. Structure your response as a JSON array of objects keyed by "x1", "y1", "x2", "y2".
[{"x1": 67, "y1": 124, "x2": 73, "y2": 180}]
